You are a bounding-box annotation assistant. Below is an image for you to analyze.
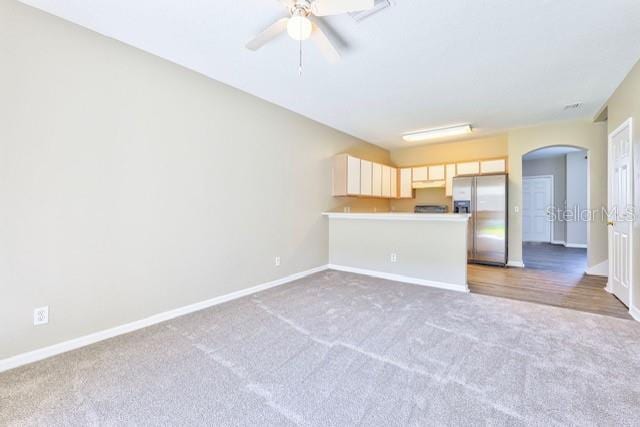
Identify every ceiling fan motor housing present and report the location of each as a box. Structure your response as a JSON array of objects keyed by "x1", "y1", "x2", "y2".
[{"x1": 290, "y1": 0, "x2": 312, "y2": 16}]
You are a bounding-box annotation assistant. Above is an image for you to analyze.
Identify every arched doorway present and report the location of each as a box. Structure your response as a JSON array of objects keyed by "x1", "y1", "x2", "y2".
[{"x1": 521, "y1": 145, "x2": 589, "y2": 273}]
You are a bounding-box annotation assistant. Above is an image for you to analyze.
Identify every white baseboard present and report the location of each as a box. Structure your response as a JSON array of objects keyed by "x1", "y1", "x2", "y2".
[
  {"x1": 565, "y1": 242, "x2": 588, "y2": 249},
  {"x1": 507, "y1": 260, "x2": 525, "y2": 268},
  {"x1": 0, "y1": 265, "x2": 329, "y2": 374},
  {"x1": 551, "y1": 240, "x2": 566, "y2": 246},
  {"x1": 586, "y1": 259, "x2": 608, "y2": 276},
  {"x1": 327, "y1": 264, "x2": 469, "y2": 293}
]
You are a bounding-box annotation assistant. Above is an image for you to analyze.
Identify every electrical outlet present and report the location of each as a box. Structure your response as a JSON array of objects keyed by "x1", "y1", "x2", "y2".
[
  {"x1": 275, "y1": 256, "x2": 281, "y2": 267},
  {"x1": 390, "y1": 253, "x2": 398, "y2": 263},
  {"x1": 34, "y1": 306, "x2": 49, "y2": 326}
]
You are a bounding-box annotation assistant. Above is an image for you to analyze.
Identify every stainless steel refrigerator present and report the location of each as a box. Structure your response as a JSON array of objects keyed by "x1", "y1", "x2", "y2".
[{"x1": 452, "y1": 174, "x2": 508, "y2": 266}]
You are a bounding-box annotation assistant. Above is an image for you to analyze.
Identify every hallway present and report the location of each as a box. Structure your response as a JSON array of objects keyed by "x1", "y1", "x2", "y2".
[{"x1": 522, "y1": 242, "x2": 587, "y2": 274}]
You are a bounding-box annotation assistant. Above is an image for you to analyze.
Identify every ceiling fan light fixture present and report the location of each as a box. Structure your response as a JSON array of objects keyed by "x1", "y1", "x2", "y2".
[
  {"x1": 403, "y1": 124, "x2": 472, "y2": 142},
  {"x1": 287, "y1": 15, "x2": 312, "y2": 41}
]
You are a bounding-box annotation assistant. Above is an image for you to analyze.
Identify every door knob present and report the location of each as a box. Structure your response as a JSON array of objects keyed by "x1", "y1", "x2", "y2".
[{"x1": 608, "y1": 221, "x2": 614, "y2": 226}]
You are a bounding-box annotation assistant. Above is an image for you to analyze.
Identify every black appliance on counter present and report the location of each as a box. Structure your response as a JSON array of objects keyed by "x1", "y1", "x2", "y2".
[{"x1": 414, "y1": 205, "x2": 449, "y2": 214}]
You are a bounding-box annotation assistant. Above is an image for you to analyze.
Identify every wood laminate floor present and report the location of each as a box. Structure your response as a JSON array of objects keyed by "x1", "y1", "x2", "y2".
[
  {"x1": 468, "y1": 243, "x2": 631, "y2": 319},
  {"x1": 522, "y1": 242, "x2": 587, "y2": 273}
]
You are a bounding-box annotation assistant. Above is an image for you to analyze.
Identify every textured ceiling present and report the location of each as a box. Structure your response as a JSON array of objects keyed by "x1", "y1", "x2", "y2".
[{"x1": 19, "y1": 0, "x2": 640, "y2": 149}]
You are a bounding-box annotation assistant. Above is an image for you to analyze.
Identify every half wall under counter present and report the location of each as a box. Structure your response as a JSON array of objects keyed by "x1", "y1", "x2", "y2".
[{"x1": 323, "y1": 212, "x2": 471, "y2": 292}]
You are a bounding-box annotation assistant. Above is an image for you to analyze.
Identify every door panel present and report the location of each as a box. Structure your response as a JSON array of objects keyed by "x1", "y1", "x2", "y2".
[
  {"x1": 390, "y1": 167, "x2": 398, "y2": 198},
  {"x1": 445, "y1": 164, "x2": 456, "y2": 197},
  {"x1": 609, "y1": 120, "x2": 633, "y2": 307},
  {"x1": 382, "y1": 166, "x2": 391, "y2": 197},
  {"x1": 360, "y1": 160, "x2": 372, "y2": 196},
  {"x1": 372, "y1": 163, "x2": 382, "y2": 197},
  {"x1": 474, "y1": 175, "x2": 507, "y2": 264},
  {"x1": 523, "y1": 177, "x2": 552, "y2": 242},
  {"x1": 412, "y1": 166, "x2": 429, "y2": 182},
  {"x1": 347, "y1": 156, "x2": 361, "y2": 195}
]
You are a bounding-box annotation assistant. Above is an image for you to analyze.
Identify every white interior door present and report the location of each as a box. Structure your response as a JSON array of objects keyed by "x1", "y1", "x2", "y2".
[
  {"x1": 608, "y1": 119, "x2": 633, "y2": 307},
  {"x1": 523, "y1": 176, "x2": 552, "y2": 242}
]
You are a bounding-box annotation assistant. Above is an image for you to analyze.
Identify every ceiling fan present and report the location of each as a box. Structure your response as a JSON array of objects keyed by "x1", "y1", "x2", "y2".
[{"x1": 246, "y1": 0, "x2": 375, "y2": 64}]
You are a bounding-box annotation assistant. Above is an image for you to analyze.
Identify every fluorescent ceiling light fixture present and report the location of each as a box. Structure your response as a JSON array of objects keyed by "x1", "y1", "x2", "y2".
[{"x1": 403, "y1": 124, "x2": 472, "y2": 142}]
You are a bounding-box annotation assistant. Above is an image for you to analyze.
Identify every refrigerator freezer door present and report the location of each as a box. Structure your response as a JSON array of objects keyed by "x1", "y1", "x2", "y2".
[
  {"x1": 474, "y1": 175, "x2": 507, "y2": 265},
  {"x1": 452, "y1": 177, "x2": 474, "y2": 260}
]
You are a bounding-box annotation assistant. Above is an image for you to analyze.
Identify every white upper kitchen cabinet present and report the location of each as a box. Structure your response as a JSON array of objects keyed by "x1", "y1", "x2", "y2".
[
  {"x1": 332, "y1": 154, "x2": 412, "y2": 200},
  {"x1": 332, "y1": 154, "x2": 361, "y2": 196},
  {"x1": 382, "y1": 166, "x2": 391, "y2": 197},
  {"x1": 412, "y1": 166, "x2": 429, "y2": 182},
  {"x1": 399, "y1": 168, "x2": 413, "y2": 198},
  {"x1": 445, "y1": 164, "x2": 457, "y2": 197},
  {"x1": 428, "y1": 165, "x2": 445, "y2": 181},
  {"x1": 390, "y1": 167, "x2": 398, "y2": 198},
  {"x1": 360, "y1": 160, "x2": 373, "y2": 196},
  {"x1": 456, "y1": 161, "x2": 480, "y2": 176},
  {"x1": 347, "y1": 155, "x2": 361, "y2": 195},
  {"x1": 480, "y1": 159, "x2": 507, "y2": 174},
  {"x1": 372, "y1": 163, "x2": 383, "y2": 197}
]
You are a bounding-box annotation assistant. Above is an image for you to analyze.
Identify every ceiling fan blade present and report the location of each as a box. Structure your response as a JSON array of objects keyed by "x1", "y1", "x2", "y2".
[
  {"x1": 311, "y1": 24, "x2": 340, "y2": 63},
  {"x1": 278, "y1": 0, "x2": 295, "y2": 8},
  {"x1": 312, "y1": 0, "x2": 374, "y2": 16},
  {"x1": 246, "y1": 17, "x2": 289, "y2": 51}
]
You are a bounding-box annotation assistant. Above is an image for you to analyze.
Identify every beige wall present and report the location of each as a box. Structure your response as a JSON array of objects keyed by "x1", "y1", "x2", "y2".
[
  {"x1": 390, "y1": 135, "x2": 508, "y2": 212},
  {"x1": 0, "y1": 1, "x2": 388, "y2": 360},
  {"x1": 606, "y1": 58, "x2": 640, "y2": 312},
  {"x1": 565, "y1": 151, "x2": 589, "y2": 246},
  {"x1": 507, "y1": 121, "x2": 608, "y2": 268},
  {"x1": 391, "y1": 134, "x2": 509, "y2": 166}
]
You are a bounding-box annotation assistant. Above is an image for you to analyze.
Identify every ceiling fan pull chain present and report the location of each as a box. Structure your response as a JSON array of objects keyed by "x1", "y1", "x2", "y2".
[{"x1": 298, "y1": 38, "x2": 303, "y2": 76}]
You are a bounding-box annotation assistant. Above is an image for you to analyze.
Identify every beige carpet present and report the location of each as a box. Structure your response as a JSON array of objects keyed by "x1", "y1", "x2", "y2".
[{"x1": 2, "y1": 270, "x2": 640, "y2": 425}]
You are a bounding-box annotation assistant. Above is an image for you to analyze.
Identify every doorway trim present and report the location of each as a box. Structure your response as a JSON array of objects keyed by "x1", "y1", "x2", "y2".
[
  {"x1": 605, "y1": 117, "x2": 634, "y2": 312},
  {"x1": 522, "y1": 174, "x2": 554, "y2": 243}
]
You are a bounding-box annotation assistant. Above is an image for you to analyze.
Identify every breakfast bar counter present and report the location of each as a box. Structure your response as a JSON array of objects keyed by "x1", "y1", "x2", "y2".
[{"x1": 323, "y1": 212, "x2": 471, "y2": 292}]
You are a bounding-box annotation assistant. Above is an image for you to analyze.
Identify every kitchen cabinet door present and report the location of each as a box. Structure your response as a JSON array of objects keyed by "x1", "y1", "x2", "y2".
[
  {"x1": 332, "y1": 154, "x2": 362, "y2": 196},
  {"x1": 412, "y1": 166, "x2": 429, "y2": 182},
  {"x1": 445, "y1": 164, "x2": 457, "y2": 197},
  {"x1": 390, "y1": 167, "x2": 398, "y2": 198},
  {"x1": 382, "y1": 166, "x2": 391, "y2": 197},
  {"x1": 456, "y1": 161, "x2": 480, "y2": 175},
  {"x1": 400, "y1": 168, "x2": 413, "y2": 198},
  {"x1": 332, "y1": 154, "x2": 347, "y2": 196},
  {"x1": 429, "y1": 164, "x2": 445, "y2": 181},
  {"x1": 360, "y1": 160, "x2": 373, "y2": 196},
  {"x1": 372, "y1": 163, "x2": 383, "y2": 197},
  {"x1": 347, "y1": 155, "x2": 361, "y2": 195},
  {"x1": 480, "y1": 159, "x2": 506, "y2": 174}
]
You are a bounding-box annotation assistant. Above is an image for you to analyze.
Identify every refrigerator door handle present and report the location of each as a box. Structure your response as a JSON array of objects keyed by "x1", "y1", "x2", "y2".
[{"x1": 473, "y1": 177, "x2": 478, "y2": 261}]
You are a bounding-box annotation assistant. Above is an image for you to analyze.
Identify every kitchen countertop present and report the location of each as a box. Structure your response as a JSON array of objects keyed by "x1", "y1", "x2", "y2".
[{"x1": 322, "y1": 212, "x2": 471, "y2": 222}]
